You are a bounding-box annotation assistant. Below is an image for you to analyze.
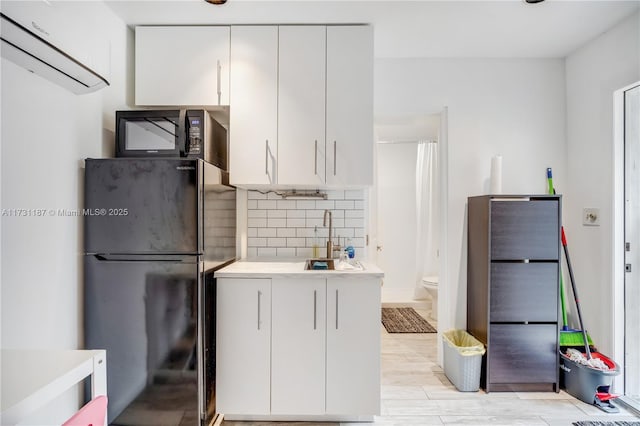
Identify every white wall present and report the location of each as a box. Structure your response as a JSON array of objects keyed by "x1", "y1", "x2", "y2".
[
  {"x1": 565, "y1": 12, "x2": 640, "y2": 357},
  {"x1": 0, "y1": 0, "x2": 130, "y2": 422},
  {"x1": 376, "y1": 143, "x2": 419, "y2": 302},
  {"x1": 375, "y1": 58, "x2": 567, "y2": 333}
]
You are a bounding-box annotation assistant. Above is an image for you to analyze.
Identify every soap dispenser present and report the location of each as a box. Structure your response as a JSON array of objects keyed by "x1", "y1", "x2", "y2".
[{"x1": 346, "y1": 238, "x2": 355, "y2": 260}]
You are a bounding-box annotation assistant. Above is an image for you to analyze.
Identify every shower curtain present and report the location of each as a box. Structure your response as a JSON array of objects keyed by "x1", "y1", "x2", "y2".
[{"x1": 414, "y1": 141, "x2": 439, "y2": 299}]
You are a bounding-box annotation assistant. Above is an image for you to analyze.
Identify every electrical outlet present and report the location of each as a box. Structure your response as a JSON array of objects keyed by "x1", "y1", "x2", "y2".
[{"x1": 583, "y1": 208, "x2": 600, "y2": 226}]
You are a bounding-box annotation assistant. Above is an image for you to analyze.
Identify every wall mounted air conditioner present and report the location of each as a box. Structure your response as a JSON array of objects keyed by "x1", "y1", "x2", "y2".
[{"x1": 0, "y1": 4, "x2": 110, "y2": 95}]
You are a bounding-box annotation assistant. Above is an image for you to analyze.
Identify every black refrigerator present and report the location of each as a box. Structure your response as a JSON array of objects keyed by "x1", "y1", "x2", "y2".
[{"x1": 83, "y1": 158, "x2": 236, "y2": 425}]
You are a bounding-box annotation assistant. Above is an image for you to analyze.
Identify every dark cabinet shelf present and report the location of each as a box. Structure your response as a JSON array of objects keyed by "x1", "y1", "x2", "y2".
[{"x1": 467, "y1": 195, "x2": 561, "y2": 392}]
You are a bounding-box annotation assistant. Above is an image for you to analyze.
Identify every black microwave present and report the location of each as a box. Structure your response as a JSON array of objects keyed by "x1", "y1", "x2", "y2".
[{"x1": 115, "y1": 109, "x2": 228, "y2": 170}]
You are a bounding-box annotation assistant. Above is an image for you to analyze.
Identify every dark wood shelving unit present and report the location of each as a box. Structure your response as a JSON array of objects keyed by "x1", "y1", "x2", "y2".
[{"x1": 467, "y1": 194, "x2": 561, "y2": 392}]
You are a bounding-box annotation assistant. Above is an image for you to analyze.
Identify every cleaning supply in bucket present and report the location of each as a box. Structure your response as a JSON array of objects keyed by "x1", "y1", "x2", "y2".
[
  {"x1": 547, "y1": 168, "x2": 595, "y2": 350},
  {"x1": 565, "y1": 348, "x2": 609, "y2": 371},
  {"x1": 559, "y1": 349, "x2": 621, "y2": 413}
]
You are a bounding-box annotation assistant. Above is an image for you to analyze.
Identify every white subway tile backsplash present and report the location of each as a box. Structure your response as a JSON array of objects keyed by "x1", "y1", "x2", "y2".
[
  {"x1": 277, "y1": 248, "x2": 296, "y2": 257},
  {"x1": 268, "y1": 218, "x2": 287, "y2": 228},
  {"x1": 248, "y1": 218, "x2": 267, "y2": 228},
  {"x1": 331, "y1": 218, "x2": 345, "y2": 228},
  {"x1": 306, "y1": 217, "x2": 324, "y2": 228},
  {"x1": 297, "y1": 228, "x2": 316, "y2": 238},
  {"x1": 287, "y1": 237, "x2": 306, "y2": 247},
  {"x1": 306, "y1": 209, "x2": 324, "y2": 218},
  {"x1": 246, "y1": 189, "x2": 366, "y2": 259},
  {"x1": 297, "y1": 247, "x2": 314, "y2": 258},
  {"x1": 335, "y1": 228, "x2": 355, "y2": 238},
  {"x1": 267, "y1": 237, "x2": 286, "y2": 247},
  {"x1": 277, "y1": 228, "x2": 296, "y2": 238},
  {"x1": 296, "y1": 200, "x2": 316, "y2": 209},
  {"x1": 345, "y1": 218, "x2": 364, "y2": 228},
  {"x1": 326, "y1": 190, "x2": 345, "y2": 200},
  {"x1": 248, "y1": 209, "x2": 267, "y2": 218},
  {"x1": 287, "y1": 218, "x2": 306, "y2": 228},
  {"x1": 248, "y1": 237, "x2": 267, "y2": 247},
  {"x1": 248, "y1": 191, "x2": 268, "y2": 200},
  {"x1": 335, "y1": 200, "x2": 355, "y2": 210},
  {"x1": 277, "y1": 200, "x2": 297, "y2": 209},
  {"x1": 267, "y1": 209, "x2": 286, "y2": 218},
  {"x1": 257, "y1": 247, "x2": 277, "y2": 257},
  {"x1": 257, "y1": 200, "x2": 277, "y2": 209},
  {"x1": 286, "y1": 210, "x2": 305, "y2": 218},
  {"x1": 345, "y1": 190, "x2": 365, "y2": 200},
  {"x1": 315, "y1": 200, "x2": 335, "y2": 210},
  {"x1": 258, "y1": 228, "x2": 277, "y2": 238}
]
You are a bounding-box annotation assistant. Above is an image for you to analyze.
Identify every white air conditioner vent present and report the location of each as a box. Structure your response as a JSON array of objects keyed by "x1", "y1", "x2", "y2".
[{"x1": 0, "y1": 9, "x2": 109, "y2": 94}]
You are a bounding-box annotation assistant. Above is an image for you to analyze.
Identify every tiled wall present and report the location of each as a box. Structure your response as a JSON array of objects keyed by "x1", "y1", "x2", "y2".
[
  {"x1": 247, "y1": 189, "x2": 367, "y2": 258},
  {"x1": 204, "y1": 188, "x2": 237, "y2": 261}
]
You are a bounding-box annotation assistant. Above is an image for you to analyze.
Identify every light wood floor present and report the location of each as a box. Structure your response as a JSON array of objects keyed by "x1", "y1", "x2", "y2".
[{"x1": 223, "y1": 305, "x2": 640, "y2": 426}]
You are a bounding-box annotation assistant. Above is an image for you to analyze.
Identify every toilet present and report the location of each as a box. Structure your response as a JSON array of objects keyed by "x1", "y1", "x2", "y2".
[{"x1": 422, "y1": 276, "x2": 439, "y2": 320}]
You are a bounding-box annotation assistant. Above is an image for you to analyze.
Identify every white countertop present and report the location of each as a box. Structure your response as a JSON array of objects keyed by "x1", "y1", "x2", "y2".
[{"x1": 214, "y1": 260, "x2": 384, "y2": 279}]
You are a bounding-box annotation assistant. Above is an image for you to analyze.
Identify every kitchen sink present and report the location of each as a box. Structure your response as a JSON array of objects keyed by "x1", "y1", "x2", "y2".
[
  {"x1": 304, "y1": 258, "x2": 335, "y2": 270},
  {"x1": 304, "y1": 258, "x2": 365, "y2": 271}
]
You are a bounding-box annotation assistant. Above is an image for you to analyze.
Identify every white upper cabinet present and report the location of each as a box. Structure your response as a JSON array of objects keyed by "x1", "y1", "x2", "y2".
[
  {"x1": 135, "y1": 26, "x2": 230, "y2": 106},
  {"x1": 229, "y1": 26, "x2": 278, "y2": 185},
  {"x1": 325, "y1": 26, "x2": 374, "y2": 186},
  {"x1": 277, "y1": 26, "x2": 327, "y2": 186},
  {"x1": 228, "y1": 24, "x2": 373, "y2": 187}
]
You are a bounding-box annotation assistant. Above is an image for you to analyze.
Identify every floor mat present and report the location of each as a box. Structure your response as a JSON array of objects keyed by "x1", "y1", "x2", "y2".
[{"x1": 381, "y1": 307, "x2": 436, "y2": 333}]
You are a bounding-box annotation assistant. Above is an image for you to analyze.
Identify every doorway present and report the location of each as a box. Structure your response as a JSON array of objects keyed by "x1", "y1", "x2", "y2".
[
  {"x1": 373, "y1": 114, "x2": 441, "y2": 310},
  {"x1": 614, "y1": 82, "x2": 640, "y2": 413}
]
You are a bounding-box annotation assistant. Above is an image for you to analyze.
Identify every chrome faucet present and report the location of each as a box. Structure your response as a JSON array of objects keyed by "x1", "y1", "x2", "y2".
[{"x1": 323, "y1": 209, "x2": 333, "y2": 259}]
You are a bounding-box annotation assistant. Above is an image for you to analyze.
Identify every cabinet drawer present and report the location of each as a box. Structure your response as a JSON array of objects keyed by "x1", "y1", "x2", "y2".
[
  {"x1": 490, "y1": 200, "x2": 559, "y2": 260},
  {"x1": 490, "y1": 263, "x2": 558, "y2": 322},
  {"x1": 488, "y1": 324, "x2": 557, "y2": 384}
]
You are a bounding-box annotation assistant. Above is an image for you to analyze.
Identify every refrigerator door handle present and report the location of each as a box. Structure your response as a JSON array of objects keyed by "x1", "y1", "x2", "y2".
[{"x1": 91, "y1": 254, "x2": 195, "y2": 262}]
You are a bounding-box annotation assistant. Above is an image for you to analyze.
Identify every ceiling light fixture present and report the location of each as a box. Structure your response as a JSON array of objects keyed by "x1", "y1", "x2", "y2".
[
  {"x1": 524, "y1": 0, "x2": 545, "y2": 3},
  {"x1": 204, "y1": 0, "x2": 227, "y2": 4}
]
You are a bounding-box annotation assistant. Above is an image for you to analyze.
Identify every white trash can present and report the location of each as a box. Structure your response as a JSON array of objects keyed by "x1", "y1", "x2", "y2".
[{"x1": 442, "y1": 330, "x2": 486, "y2": 392}]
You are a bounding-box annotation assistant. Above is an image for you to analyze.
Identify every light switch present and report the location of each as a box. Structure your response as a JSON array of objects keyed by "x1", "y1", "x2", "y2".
[{"x1": 583, "y1": 208, "x2": 600, "y2": 226}]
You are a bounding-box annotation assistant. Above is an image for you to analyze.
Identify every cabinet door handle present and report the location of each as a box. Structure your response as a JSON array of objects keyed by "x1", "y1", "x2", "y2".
[
  {"x1": 257, "y1": 290, "x2": 262, "y2": 330},
  {"x1": 314, "y1": 140, "x2": 318, "y2": 176},
  {"x1": 313, "y1": 290, "x2": 317, "y2": 330},
  {"x1": 335, "y1": 289, "x2": 339, "y2": 329},
  {"x1": 333, "y1": 141, "x2": 337, "y2": 176},
  {"x1": 265, "y1": 140, "x2": 269, "y2": 175},
  {"x1": 217, "y1": 59, "x2": 222, "y2": 105}
]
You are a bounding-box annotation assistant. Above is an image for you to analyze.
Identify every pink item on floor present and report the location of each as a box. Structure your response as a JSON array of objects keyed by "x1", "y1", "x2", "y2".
[{"x1": 62, "y1": 395, "x2": 108, "y2": 426}]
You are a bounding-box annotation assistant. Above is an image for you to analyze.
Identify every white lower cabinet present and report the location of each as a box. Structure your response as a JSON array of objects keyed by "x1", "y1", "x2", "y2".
[
  {"x1": 216, "y1": 275, "x2": 381, "y2": 419},
  {"x1": 271, "y1": 278, "x2": 326, "y2": 414},
  {"x1": 216, "y1": 278, "x2": 271, "y2": 415},
  {"x1": 326, "y1": 278, "x2": 381, "y2": 414}
]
